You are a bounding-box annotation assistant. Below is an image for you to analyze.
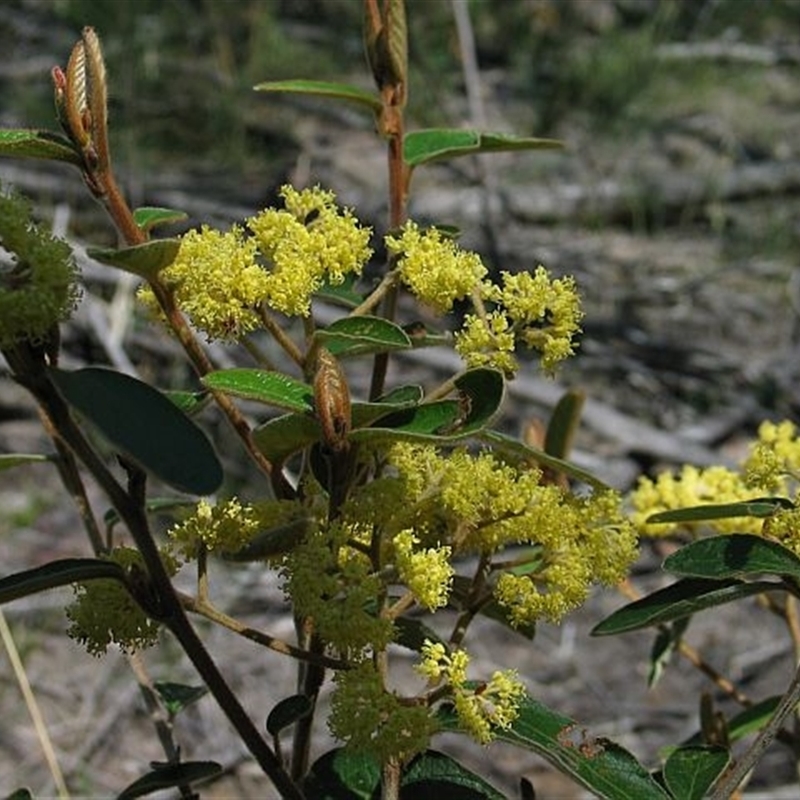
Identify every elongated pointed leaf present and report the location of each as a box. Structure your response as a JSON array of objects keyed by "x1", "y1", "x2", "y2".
[
  {"x1": 0, "y1": 453, "x2": 50, "y2": 471},
  {"x1": 49, "y1": 367, "x2": 222, "y2": 495},
  {"x1": 254, "y1": 79, "x2": 382, "y2": 113},
  {"x1": 479, "y1": 429, "x2": 609, "y2": 490},
  {"x1": 202, "y1": 369, "x2": 314, "y2": 413},
  {"x1": 0, "y1": 128, "x2": 82, "y2": 165},
  {"x1": 403, "y1": 129, "x2": 562, "y2": 167},
  {"x1": 0, "y1": 558, "x2": 128, "y2": 605},
  {"x1": 117, "y1": 761, "x2": 222, "y2": 800},
  {"x1": 401, "y1": 750, "x2": 505, "y2": 799},
  {"x1": 664, "y1": 534, "x2": 800, "y2": 581},
  {"x1": 591, "y1": 578, "x2": 778, "y2": 636},
  {"x1": 314, "y1": 316, "x2": 412, "y2": 358},
  {"x1": 545, "y1": 390, "x2": 585, "y2": 459},
  {"x1": 648, "y1": 498, "x2": 792, "y2": 525},
  {"x1": 87, "y1": 239, "x2": 181, "y2": 280},
  {"x1": 267, "y1": 694, "x2": 313, "y2": 736},
  {"x1": 663, "y1": 745, "x2": 729, "y2": 800},
  {"x1": 132, "y1": 206, "x2": 188, "y2": 233},
  {"x1": 439, "y1": 697, "x2": 670, "y2": 800}
]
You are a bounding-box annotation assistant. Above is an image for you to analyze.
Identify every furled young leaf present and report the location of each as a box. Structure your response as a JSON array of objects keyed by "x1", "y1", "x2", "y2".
[
  {"x1": 648, "y1": 498, "x2": 792, "y2": 525},
  {"x1": 313, "y1": 316, "x2": 412, "y2": 358},
  {"x1": 664, "y1": 533, "x2": 800, "y2": 582},
  {"x1": 648, "y1": 617, "x2": 689, "y2": 687},
  {"x1": 132, "y1": 206, "x2": 189, "y2": 233},
  {"x1": 254, "y1": 79, "x2": 382, "y2": 113},
  {"x1": 202, "y1": 369, "x2": 314, "y2": 413},
  {"x1": 0, "y1": 558, "x2": 128, "y2": 605},
  {"x1": 590, "y1": 578, "x2": 777, "y2": 636},
  {"x1": 48, "y1": 367, "x2": 223, "y2": 495},
  {"x1": 303, "y1": 748, "x2": 380, "y2": 799},
  {"x1": 0, "y1": 128, "x2": 82, "y2": 165},
  {"x1": 662, "y1": 745, "x2": 730, "y2": 800},
  {"x1": 267, "y1": 694, "x2": 313, "y2": 736},
  {"x1": 117, "y1": 761, "x2": 222, "y2": 800},
  {"x1": 439, "y1": 697, "x2": 670, "y2": 800},
  {"x1": 479, "y1": 429, "x2": 609, "y2": 490},
  {"x1": 0, "y1": 454, "x2": 50, "y2": 471},
  {"x1": 87, "y1": 239, "x2": 181, "y2": 280},
  {"x1": 400, "y1": 750, "x2": 505, "y2": 799},
  {"x1": 403, "y1": 128, "x2": 562, "y2": 167}
]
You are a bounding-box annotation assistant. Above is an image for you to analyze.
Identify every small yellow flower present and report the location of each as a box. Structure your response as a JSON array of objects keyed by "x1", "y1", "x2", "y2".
[
  {"x1": 169, "y1": 497, "x2": 260, "y2": 558},
  {"x1": 455, "y1": 310, "x2": 518, "y2": 375},
  {"x1": 386, "y1": 221, "x2": 487, "y2": 314},
  {"x1": 393, "y1": 530, "x2": 453, "y2": 610}
]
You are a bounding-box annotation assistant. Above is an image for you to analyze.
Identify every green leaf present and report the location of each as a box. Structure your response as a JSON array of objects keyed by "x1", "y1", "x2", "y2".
[
  {"x1": 267, "y1": 694, "x2": 313, "y2": 736},
  {"x1": 648, "y1": 618, "x2": 689, "y2": 687},
  {"x1": 254, "y1": 79, "x2": 382, "y2": 113},
  {"x1": 164, "y1": 390, "x2": 211, "y2": 416},
  {"x1": 87, "y1": 239, "x2": 181, "y2": 280},
  {"x1": 348, "y1": 400, "x2": 461, "y2": 444},
  {"x1": 453, "y1": 368, "x2": 504, "y2": 435},
  {"x1": 314, "y1": 274, "x2": 365, "y2": 308},
  {"x1": 117, "y1": 761, "x2": 222, "y2": 800},
  {"x1": 403, "y1": 129, "x2": 562, "y2": 167},
  {"x1": 723, "y1": 696, "x2": 780, "y2": 743},
  {"x1": 663, "y1": 745, "x2": 729, "y2": 800},
  {"x1": 591, "y1": 578, "x2": 777, "y2": 636},
  {"x1": 479, "y1": 429, "x2": 610, "y2": 490},
  {"x1": 48, "y1": 367, "x2": 222, "y2": 495},
  {"x1": 648, "y1": 498, "x2": 792, "y2": 525},
  {"x1": 253, "y1": 413, "x2": 322, "y2": 464},
  {"x1": 664, "y1": 534, "x2": 800, "y2": 582},
  {"x1": 153, "y1": 682, "x2": 208, "y2": 716},
  {"x1": 0, "y1": 559, "x2": 128, "y2": 605},
  {"x1": 544, "y1": 389, "x2": 585, "y2": 460},
  {"x1": 202, "y1": 369, "x2": 314, "y2": 413},
  {"x1": 0, "y1": 454, "x2": 50, "y2": 471},
  {"x1": 314, "y1": 316, "x2": 412, "y2": 358},
  {"x1": 5, "y1": 789, "x2": 33, "y2": 800},
  {"x1": 393, "y1": 615, "x2": 446, "y2": 653},
  {"x1": 440, "y1": 697, "x2": 670, "y2": 800},
  {"x1": 303, "y1": 748, "x2": 381, "y2": 800},
  {"x1": 401, "y1": 750, "x2": 505, "y2": 799},
  {"x1": 132, "y1": 206, "x2": 188, "y2": 233},
  {"x1": 223, "y1": 515, "x2": 311, "y2": 560},
  {"x1": 0, "y1": 128, "x2": 82, "y2": 165},
  {"x1": 378, "y1": 385, "x2": 424, "y2": 405}
]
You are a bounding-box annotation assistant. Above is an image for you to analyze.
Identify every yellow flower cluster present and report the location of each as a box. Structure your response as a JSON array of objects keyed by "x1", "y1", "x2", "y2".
[
  {"x1": 139, "y1": 185, "x2": 372, "y2": 340},
  {"x1": 744, "y1": 420, "x2": 800, "y2": 492},
  {"x1": 329, "y1": 661, "x2": 438, "y2": 763},
  {"x1": 417, "y1": 640, "x2": 526, "y2": 744},
  {"x1": 66, "y1": 546, "x2": 179, "y2": 656},
  {"x1": 0, "y1": 184, "x2": 80, "y2": 348},
  {"x1": 387, "y1": 444, "x2": 637, "y2": 624},
  {"x1": 385, "y1": 221, "x2": 487, "y2": 313},
  {"x1": 393, "y1": 529, "x2": 453, "y2": 610},
  {"x1": 169, "y1": 497, "x2": 260, "y2": 558},
  {"x1": 456, "y1": 266, "x2": 583, "y2": 375}
]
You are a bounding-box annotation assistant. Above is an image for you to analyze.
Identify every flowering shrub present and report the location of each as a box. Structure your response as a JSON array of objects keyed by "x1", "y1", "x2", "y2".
[{"x1": 2, "y1": 4, "x2": 800, "y2": 799}]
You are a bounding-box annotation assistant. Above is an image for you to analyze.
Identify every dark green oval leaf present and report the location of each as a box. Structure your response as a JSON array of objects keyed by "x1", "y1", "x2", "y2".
[
  {"x1": 48, "y1": 367, "x2": 222, "y2": 495},
  {"x1": 663, "y1": 745, "x2": 729, "y2": 800},
  {"x1": 648, "y1": 498, "x2": 792, "y2": 525},
  {"x1": 117, "y1": 761, "x2": 222, "y2": 800},
  {"x1": 314, "y1": 316, "x2": 412, "y2": 358},
  {"x1": 202, "y1": 369, "x2": 314, "y2": 413},
  {"x1": 267, "y1": 694, "x2": 313, "y2": 736},
  {"x1": 544, "y1": 389, "x2": 585, "y2": 460},
  {"x1": 0, "y1": 128, "x2": 82, "y2": 165},
  {"x1": 153, "y1": 682, "x2": 208, "y2": 716},
  {"x1": 453, "y1": 368, "x2": 504, "y2": 435},
  {"x1": 254, "y1": 79, "x2": 382, "y2": 113},
  {"x1": 378, "y1": 385, "x2": 424, "y2": 405},
  {"x1": 348, "y1": 400, "x2": 461, "y2": 444},
  {"x1": 401, "y1": 750, "x2": 505, "y2": 799},
  {"x1": 0, "y1": 558, "x2": 128, "y2": 605},
  {"x1": 87, "y1": 239, "x2": 181, "y2": 280},
  {"x1": 439, "y1": 697, "x2": 670, "y2": 800},
  {"x1": 664, "y1": 533, "x2": 800, "y2": 581},
  {"x1": 303, "y1": 748, "x2": 380, "y2": 800},
  {"x1": 314, "y1": 274, "x2": 366, "y2": 308},
  {"x1": 591, "y1": 578, "x2": 778, "y2": 636},
  {"x1": 0, "y1": 453, "x2": 50, "y2": 471},
  {"x1": 253, "y1": 413, "x2": 322, "y2": 464},
  {"x1": 403, "y1": 129, "x2": 562, "y2": 167},
  {"x1": 132, "y1": 206, "x2": 189, "y2": 233},
  {"x1": 478, "y1": 429, "x2": 609, "y2": 490},
  {"x1": 5, "y1": 789, "x2": 33, "y2": 800}
]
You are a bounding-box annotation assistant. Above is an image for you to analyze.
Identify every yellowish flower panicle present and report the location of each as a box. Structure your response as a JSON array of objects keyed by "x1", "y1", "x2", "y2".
[
  {"x1": 138, "y1": 225, "x2": 265, "y2": 341},
  {"x1": 455, "y1": 310, "x2": 518, "y2": 376},
  {"x1": 169, "y1": 497, "x2": 261, "y2": 558},
  {"x1": 385, "y1": 221, "x2": 487, "y2": 314},
  {"x1": 0, "y1": 185, "x2": 81, "y2": 348},
  {"x1": 330, "y1": 661, "x2": 438, "y2": 763},
  {"x1": 744, "y1": 420, "x2": 800, "y2": 492},
  {"x1": 66, "y1": 546, "x2": 179, "y2": 656},
  {"x1": 416, "y1": 640, "x2": 526, "y2": 745},
  {"x1": 248, "y1": 185, "x2": 372, "y2": 317},
  {"x1": 393, "y1": 529, "x2": 454, "y2": 610},
  {"x1": 764, "y1": 507, "x2": 800, "y2": 556}
]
